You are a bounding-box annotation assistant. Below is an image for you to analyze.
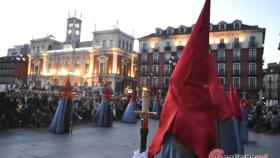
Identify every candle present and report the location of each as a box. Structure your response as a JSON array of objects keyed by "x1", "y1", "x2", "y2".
[{"x1": 142, "y1": 87, "x2": 150, "y2": 113}]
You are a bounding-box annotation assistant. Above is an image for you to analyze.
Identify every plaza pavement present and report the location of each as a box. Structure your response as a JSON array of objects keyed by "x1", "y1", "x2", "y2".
[{"x1": 0, "y1": 120, "x2": 279, "y2": 158}]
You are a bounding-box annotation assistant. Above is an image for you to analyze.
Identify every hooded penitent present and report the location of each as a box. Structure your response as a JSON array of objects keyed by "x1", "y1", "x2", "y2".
[{"x1": 122, "y1": 91, "x2": 137, "y2": 123}]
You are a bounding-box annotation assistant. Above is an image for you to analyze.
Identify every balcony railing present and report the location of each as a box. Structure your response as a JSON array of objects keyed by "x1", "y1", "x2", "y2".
[
  {"x1": 176, "y1": 46, "x2": 184, "y2": 51},
  {"x1": 164, "y1": 71, "x2": 171, "y2": 76},
  {"x1": 249, "y1": 71, "x2": 257, "y2": 76},
  {"x1": 218, "y1": 43, "x2": 226, "y2": 49},
  {"x1": 153, "y1": 48, "x2": 159, "y2": 52},
  {"x1": 164, "y1": 46, "x2": 171, "y2": 51},
  {"x1": 218, "y1": 70, "x2": 226, "y2": 76},
  {"x1": 232, "y1": 42, "x2": 241, "y2": 49},
  {"x1": 152, "y1": 60, "x2": 159, "y2": 64},
  {"x1": 232, "y1": 70, "x2": 241, "y2": 76},
  {"x1": 217, "y1": 57, "x2": 226, "y2": 62},
  {"x1": 249, "y1": 57, "x2": 257, "y2": 61},
  {"x1": 140, "y1": 60, "x2": 147, "y2": 64},
  {"x1": 152, "y1": 71, "x2": 159, "y2": 76},
  {"x1": 140, "y1": 71, "x2": 147, "y2": 76},
  {"x1": 233, "y1": 57, "x2": 241, "y2": 62},
  {"x1": 142, "y1": 48, "x2": 148, "y2": 53},
  {"x1": 248, "y1": 41, "x2": 258, "y2": 48}
]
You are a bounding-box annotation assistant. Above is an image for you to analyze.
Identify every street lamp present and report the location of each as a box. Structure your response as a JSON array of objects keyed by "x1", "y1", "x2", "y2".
[{"x1": 168, "y1": 55, "x2": 177, "y2": 73}]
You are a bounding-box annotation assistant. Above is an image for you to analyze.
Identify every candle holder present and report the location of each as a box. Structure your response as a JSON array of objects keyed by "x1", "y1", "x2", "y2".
[{"x1": 134, "y1": 87, "x2": 157, "y2": 153}]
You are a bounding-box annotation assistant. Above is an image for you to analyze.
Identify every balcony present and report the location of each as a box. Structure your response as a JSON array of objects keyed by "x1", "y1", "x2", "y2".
[
  {"x1": 164, "y1": 71, "x2": 171, "y2": 76},
  {"x1": 232, "y1": 42, "x2": 241, "y2": 49},
  {"x1": 248, "y1": 41, "x2": 258, "y2": 48},
  {"x1": 232, "y1": 70, "x2": 241, "y2": 76},
  {"x1": 153, "y1": 48, "x2": 159, "y2": 52},
  {"x1": 217, "y1": 57, "x2": 226, "y2": 62},
  {"x1": 152, "y1": 71, "x2": 159, "y2": 76},
  {"x1": 140, "y1": 71, "x2": 147, "y2": 76},
  {"x1": 218, "y1": 43, "x2": 226, "y2": 49},
  {"x1": 233, "y1": 56, "x2": 241, "y2": 62},
  {"x1": 152, "y1": 60, "x2": 159, "y2": 64},
  {"x1": 249, "y1": 57, "x2": 257, "y2": 61},
  {"x1": 164, "y1": 46, "x2": 171, "y2": 51},
  {"x1": 142, "y1": 48, "x2": 148, "y2": 53},
  {"x1": 176, "y1": 46, "x2": 184, "y2": 51},
  {"x1": 140, "y1": 60, "x2": 147, "y2": 65},
  {"x1": 218, "y1": 70, "x2": 226, "y2": 76},
  {"x1": 248, "y1": 71, "x2": 257, "y2": 76}
]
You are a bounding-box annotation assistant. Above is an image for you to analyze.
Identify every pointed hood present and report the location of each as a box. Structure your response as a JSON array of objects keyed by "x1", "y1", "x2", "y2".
[
  {"x1": 154, "y1": 91, "x2": 160, "y2": 103},
  {"x1": 148, "y1": 1, "x2": 216, "y2": 158},
  {"x1": 229, "y1": 84, "x2": 242, "y2": 121},
  {"x1": 209, "y1": 57, "x2": 233, "y2": 120},
  {"x1": 103, "y1": 86, "x2": 110, "y2": 101},
  {"x1": 64, "y1": 75, "x2": 72, "y2": 99},
  {"x1": 129, "y1": 91, "x2": 137, "y2": 104}
]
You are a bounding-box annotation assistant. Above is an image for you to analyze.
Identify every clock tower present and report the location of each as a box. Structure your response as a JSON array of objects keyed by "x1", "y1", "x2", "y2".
[{"x1": 65, "y1": 12, "x2": 82, "y2": 47}]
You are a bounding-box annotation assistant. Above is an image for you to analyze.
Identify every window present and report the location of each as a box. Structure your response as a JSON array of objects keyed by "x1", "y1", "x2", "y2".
[
  {"x1": 219, "y1": 23, "x2": 226, "y2": 30},
  {"x1": 250, "y1": 36, "x2": 256, "y2": 43},
  {"x1": 126, "y1": 41, "x2": 128, "y2": 51},
  {"x1": 153, "y1": 53, "x2": 159, "y2": 63},
  {"x1": 234, "y1": 22, "x2": 241, "y2": 29},
  {"x1": 76, "y1": 30, "x2": 80, "y2": 35},
  {"x1": 219, "y1": 77, "x2": 225, "y2": 86},
  {"x1": 164, "y1": 65, "x2": 171, "y2": 75},
  {"x1": 165, "y1": 52, "x2": 171, "y2": 62},
  {"x1": 152, "y1": 65, "x2": 159, "y2": 75},
  {"x1": 141, "y1": 54, "x2": 147, "y2": 62},
  {"x1": 233, "y1": 63, "x2": 240, "y2": 75},
  {"x1": 218, "y1": 63, "x2": 225, "y2": 75},
  {"x1": 75, "y1": 23, "x2": 80, "y2": 28},
  {"x1": 249, "y1": 49, "x2": 256, "y2": 60},
  {"x1": 109, "y1": 40, "x2": 113, "y2": 47},
  {"x1": 165, "y1": 41, "x2": 170, "y2": 47},
  {"x1": 142, "y1": 43, "x2": 148, "y2": 53},
  {"x1": 233, "y1": 50, "x2": 240, "y2": 61},
  {"x1": 96, "y1": 41, "x2": 100, "y2": 47},
  {"x1": 69, "y1": 23, "x2": 73, "y2": 27},
  {"x1": 164, "y1": 77, "x2": 169, "y2": 88},
  {"x1": 122, "y1": 40, "x2": 125, "y2": 49},
  {"x1": 140, "y1": 77, "x2": 146, "y2": 86},
  {"x1": 118, "y1": 38, "x2": 121, "y2": 48},
  {"x1": 100, "y1": 63, "x2": 107, "y2": 74},
  {"x1": 152, "y1": 77, "x2": 158, "y2": 88},
  {"x1": 249, "y1": 63, "x2": 256, "y2": 75},
  {"x1": 85, "y1": 62, "x2": 90, "y2": 73},
  {"x1": 68, "y1": 30, "x2": 72, "y2": 34},
  {"x1": 75, "y1": 61, "x2": 80, "y2": 71},
  {"x1": 35, "y1": 66, "x2": 39, "y2": 74},
  {"x1": 177, "y1": 52, "x2": 181, "y2": 58},
  {"x1": 141, "y1": 66, "x2": 147, "y2": 75},
  {"x1": 218, "y1": 50, "x2": 225, "y2": 61},
  {"x1": 249, "y1": 77, "x2": 256, "y2": 89},
  {"x1": 103, "y1": 40, "x2": 107, "y2": 47},
  {"x1": 233, "y1": 77, "x2": 240, "y2": 89}
]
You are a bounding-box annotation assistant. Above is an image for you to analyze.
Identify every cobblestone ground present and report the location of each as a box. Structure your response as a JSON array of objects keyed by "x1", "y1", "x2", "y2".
[{"x1": 0, "y1": 120, "x2": 279, "y2": 158}]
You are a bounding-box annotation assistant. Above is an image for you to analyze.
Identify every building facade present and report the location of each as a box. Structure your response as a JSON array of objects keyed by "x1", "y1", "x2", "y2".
[
  {"x1": 263, "y1": 62, "x2": 280, "y2": 100},
  {"x1": 7, "y1": 44, "x2": 30, "y2": 57},
  {"x1": 137, "y1": 20, "x2": 265, "y2": 99},
  {"x1": 0, "y1": 56, "x2": 28, "y2": 86},
  {"x1": 28, "y1": 15, "x2": 137, "y2": 93}
]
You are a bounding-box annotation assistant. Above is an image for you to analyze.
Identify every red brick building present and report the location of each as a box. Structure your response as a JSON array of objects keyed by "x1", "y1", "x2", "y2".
[
  {"x1": 137, "y1": 20, "x2": 265, "y2": 99},
  {"x1": 0, "y1": 56, "x2": 28, "y2": 86}
]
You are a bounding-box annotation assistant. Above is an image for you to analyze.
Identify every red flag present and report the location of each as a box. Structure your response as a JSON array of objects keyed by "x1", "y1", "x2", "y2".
[
  {"x1": 148, "y1": 0, "x2": 216, "y2": 158},
  {"x1": 209, "y1": 57, "x2": 233, "y2": 120},
  {"x1": 64, "y1": 75, "x2": 72, "y2": 99},
  {"x1": 229, "y1": 84, "x2": 242, "y2": 121}
]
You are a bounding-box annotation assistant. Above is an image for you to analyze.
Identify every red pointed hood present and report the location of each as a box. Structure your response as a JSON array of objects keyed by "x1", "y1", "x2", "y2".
[
  {"x1": 129, "y1": 91, "x2": 137, "y2": 104},
  {"x1": 148, "y1": 1, "x2": 216, "y2": 158},
  {"x1": 64, "y1": 75, "x2": 72, "y2": 99},
  {"x1": 229, "y1": 84, "x2": 242, "y2": 121},
  {"x1": 209, "y1": 57, "x2": 233, "y2": 120},
  {"x1": 240, "y1": 99, "x2": 251, "y2": 107},
  {"x1": 103, "y1": 86, "x2": 110, "y2": 101},
  {"x1": 154, "y1": 91, "x2": 160, "y2": 103}
]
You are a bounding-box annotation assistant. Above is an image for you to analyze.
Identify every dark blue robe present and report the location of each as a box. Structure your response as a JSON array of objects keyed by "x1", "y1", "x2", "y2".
[
  {"x1": 122, "y1": 101, "x2": 137, "y2": 123},
  {"x1": 93, "y1": 98, "x2": 113, "y2": 127},
  {"x1": 49, "y1": 97, "x2": 71, "y2": 134}
]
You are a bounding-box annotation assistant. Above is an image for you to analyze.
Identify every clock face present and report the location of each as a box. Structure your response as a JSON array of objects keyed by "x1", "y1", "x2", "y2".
[
  {"x1": 68, "y1": 30, "x2": 72, "y2": 34},
  {"x1": 76, "y1": 30, "x2": 80, "y2": 35},
  {"x1": 75, "y1": 23, "x2": 80, "y2": 28}
]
